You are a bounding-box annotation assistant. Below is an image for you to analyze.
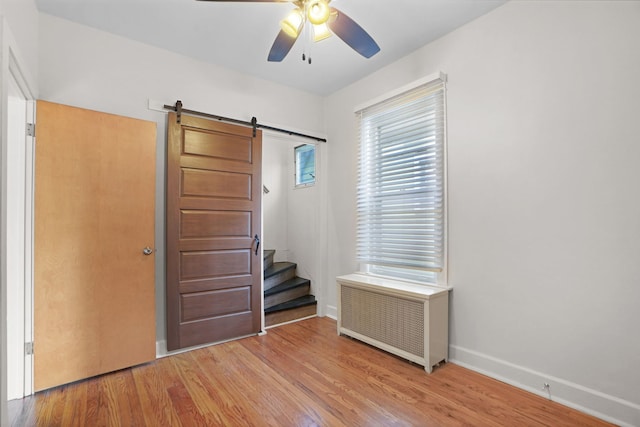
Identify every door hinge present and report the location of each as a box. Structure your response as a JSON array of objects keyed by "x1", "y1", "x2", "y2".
[
  {"x1": 25, "y1": 342, "x2": 34, "y2": 355},
  {"x1": 26, "y1": 123, "x2": 35, "y2": 137}
]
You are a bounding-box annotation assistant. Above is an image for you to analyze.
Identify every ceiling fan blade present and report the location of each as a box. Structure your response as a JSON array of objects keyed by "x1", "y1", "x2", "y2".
[
  {"x1": 327, "y1": 7, "x2": 380, "y2": 59},
  {"x1": 268, "y1": 29, "x2": 299, "y2": 62}
]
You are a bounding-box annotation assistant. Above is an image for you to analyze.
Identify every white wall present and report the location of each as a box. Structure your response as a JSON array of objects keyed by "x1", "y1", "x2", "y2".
[
  {"x1": 324, "y1": 1, "x2": 640, "y2": 425},
  {"x1": 262, "y1": 136, "x2": 290, "y2": 261},
  {"x1": 38, "y1": 13, "x2": 325, "y2": 345},
  {"x1": 0, "y1": 0, "x2": 38, "y2": 90},
  {"x1": 286, "y1": 141, "x2": 324, "y2": 307}
]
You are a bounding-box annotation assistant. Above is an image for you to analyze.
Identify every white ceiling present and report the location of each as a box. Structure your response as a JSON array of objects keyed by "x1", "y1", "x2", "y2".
[{"x1": 35, "y1": 0, "x2": 506, "y2": 96}]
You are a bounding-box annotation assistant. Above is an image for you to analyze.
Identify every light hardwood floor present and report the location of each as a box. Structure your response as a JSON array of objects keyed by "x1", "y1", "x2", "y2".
[{"x1": 8, "y1": 317, "x2": 613, "y2": 426}]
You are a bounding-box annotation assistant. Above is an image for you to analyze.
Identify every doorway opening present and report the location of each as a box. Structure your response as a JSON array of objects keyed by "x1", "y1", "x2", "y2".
[{"x1": 262, "y1": 135, "x2": 325, "y2": 325}]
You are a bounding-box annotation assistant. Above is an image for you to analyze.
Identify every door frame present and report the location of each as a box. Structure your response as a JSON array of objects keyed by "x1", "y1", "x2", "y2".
[
  {"x1": 1, "y1": 19, "x2": 37, "y2": 404},
  {"x1": 6, "y1": 63, "x2": 34, "y2": 400}
]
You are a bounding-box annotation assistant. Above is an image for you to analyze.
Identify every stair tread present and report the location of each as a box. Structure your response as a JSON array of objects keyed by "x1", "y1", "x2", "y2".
[
  {"x1": 264, "y1": 276, "x2": 310, "y2": 297},
  {"x1": 265, "y1": 295, "x2": 317, "y2": 314},
  {"x1": 264, "y1": 262, "x2": 296, "y2": 279}
]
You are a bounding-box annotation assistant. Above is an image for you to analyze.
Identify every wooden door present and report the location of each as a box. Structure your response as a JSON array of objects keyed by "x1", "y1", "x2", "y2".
[
  {"x1": 166, "y1": 112, "x2": 262, "y2": 351},
  {"x1": 34, "y1": 101, "x2": 156, "y2": 391}
]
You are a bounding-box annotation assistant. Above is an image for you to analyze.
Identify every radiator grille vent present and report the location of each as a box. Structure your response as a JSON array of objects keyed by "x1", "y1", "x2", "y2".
[{"x1": 341, "y1": 285, "x2": 424, "y2": 358}]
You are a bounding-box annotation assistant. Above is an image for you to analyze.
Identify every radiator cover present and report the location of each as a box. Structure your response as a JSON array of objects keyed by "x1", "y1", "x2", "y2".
[{"x1": 337, "y1": 273, "x2": 449, "y2": 373}]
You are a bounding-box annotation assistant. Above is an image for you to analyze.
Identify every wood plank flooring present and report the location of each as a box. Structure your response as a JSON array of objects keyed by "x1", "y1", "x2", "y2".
[{"x1": 8, "y1": 317, "x2": 613, "y2": 426}]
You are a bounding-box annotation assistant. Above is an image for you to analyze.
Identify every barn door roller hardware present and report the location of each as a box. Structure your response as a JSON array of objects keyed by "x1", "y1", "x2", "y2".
[{"x1": 164, "y1": 100, "x2": 327, "y2": 143}]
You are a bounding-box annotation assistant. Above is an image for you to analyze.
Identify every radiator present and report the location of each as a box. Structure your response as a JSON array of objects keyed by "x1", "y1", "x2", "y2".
[{"x1": 336, "y1": 273, "x2": 449, "y2": 373}]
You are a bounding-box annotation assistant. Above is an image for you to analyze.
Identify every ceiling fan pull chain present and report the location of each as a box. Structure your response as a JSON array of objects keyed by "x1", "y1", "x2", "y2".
[{"x1": 306, "y1": 17, "x2": 312, "y2": 65}]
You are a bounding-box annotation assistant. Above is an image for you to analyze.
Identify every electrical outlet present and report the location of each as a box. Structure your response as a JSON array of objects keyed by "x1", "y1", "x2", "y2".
[{"x1": 542, "y1": 382, "x2": 551, "y2": 400}]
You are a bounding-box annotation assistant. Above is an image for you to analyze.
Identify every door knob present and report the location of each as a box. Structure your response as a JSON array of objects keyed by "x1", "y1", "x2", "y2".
[{"x1": 143, "y1": 247, "x2": 154, "y2": 255}]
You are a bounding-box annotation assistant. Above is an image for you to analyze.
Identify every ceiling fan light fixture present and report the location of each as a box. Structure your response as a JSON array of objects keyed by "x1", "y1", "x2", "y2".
[
  {"x1": 313, "y1": 23, "x2": 331, "y2": 42},
  {"x1": 280, "y1": 8, "x2": 304, "y2": 38},
  {"x1": 308, "y1": 0, "x2": 330, "y2": 25}
]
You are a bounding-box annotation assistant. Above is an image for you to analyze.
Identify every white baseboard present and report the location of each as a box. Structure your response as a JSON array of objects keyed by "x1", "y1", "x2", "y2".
[
  {"x1": 156, "y1": 340, "x2": 166, "y2": 358},
  {"x1": 325, "y1": 305, "x2": 337, "y2": 320},
  {"x1": 449, "y1": 345, "x2": 640, "y2": 427}
]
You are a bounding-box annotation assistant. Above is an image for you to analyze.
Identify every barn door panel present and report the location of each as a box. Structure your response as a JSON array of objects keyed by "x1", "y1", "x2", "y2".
[{"x1": 166, "y1": 113, "x2": 262, "y2": 351}]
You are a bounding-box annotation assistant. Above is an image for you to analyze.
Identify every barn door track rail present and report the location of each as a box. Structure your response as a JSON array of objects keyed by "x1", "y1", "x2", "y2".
[{"x1": 164, "y1": 100, "x2": 327, "y2": 143}]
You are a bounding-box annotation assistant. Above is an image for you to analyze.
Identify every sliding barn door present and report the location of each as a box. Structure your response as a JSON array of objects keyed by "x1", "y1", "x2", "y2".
[
  {"x1": 34, "y1": 100, "x2": 157, "y2": 391},
  {"x1": 166, "y1": 112, "x2": 262, "y2": 351}
]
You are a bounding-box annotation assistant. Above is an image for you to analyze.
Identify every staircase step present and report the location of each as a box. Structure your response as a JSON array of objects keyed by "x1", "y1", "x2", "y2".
[
  {"x1": 263, "y1": 249, "x2": 275, "y2": 271},
  {"x1": 264, "y1": 262, "x2": 297, "y2": 291},
  {"x1": 265, "y1": 295, "x2": 317, "y2": 327},
  {"x1": 264, "y1": 277, "x2": 311, "y2": 309},
  {"x1": 264, "y1": 261, "x2": 296, "y2": 279},
  {"x1": 264, "y1": 276, "x2": 310, "y2": 297},
  {"x1": 264, "y1": 294, "x2": 317, "y2": 314}
]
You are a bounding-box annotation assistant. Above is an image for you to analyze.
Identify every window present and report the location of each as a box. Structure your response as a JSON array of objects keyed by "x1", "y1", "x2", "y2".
[
  {"x1": 294, "y1": 144, "x2": 316, "y2": 187},
  {"x1": 356, "y1": 74, "x2": 446, "y2": 285}
]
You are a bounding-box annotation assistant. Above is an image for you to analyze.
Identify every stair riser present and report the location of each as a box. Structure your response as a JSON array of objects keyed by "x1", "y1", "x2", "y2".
[
  {"x1": 264, "y1": 285, "x2": 311, "y2": 310},
  {"x1": 265, "y1": 304, "x2": 317, "y2": 327},
  {"x1": 264, "y1": 268, "x2": 296, "y2": 291},
  {"x1": 263, "y1": 252, "x2": 275, "y2": 271}
]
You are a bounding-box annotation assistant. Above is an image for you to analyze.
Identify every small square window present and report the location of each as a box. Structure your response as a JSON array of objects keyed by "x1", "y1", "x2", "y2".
[{"x1": 294, "y1": 144, "x2": 315, "y2": 188}]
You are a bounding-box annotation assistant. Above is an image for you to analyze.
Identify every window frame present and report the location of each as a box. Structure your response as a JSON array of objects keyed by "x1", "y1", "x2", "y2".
[{"x1": 354, "y1": 72, "x2": 448, "y2": 287}]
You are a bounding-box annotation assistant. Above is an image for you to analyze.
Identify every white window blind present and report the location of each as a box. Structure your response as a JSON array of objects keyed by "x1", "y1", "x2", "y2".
[{"x1": 356, "y1": 76, "x2": 446, "y2": 283}]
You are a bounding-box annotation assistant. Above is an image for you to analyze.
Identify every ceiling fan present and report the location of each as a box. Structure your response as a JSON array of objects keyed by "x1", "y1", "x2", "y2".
[{"x1": 197, "y1": 0, "x2": 380, "y2": 63}]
